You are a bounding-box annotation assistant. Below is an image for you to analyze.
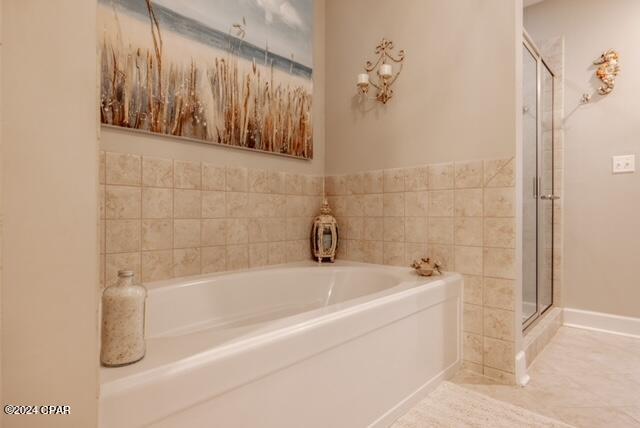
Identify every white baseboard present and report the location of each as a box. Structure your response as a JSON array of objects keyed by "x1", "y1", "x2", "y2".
[{"x1": 563, "y1": 308, "x2": 640, "y2": 339}]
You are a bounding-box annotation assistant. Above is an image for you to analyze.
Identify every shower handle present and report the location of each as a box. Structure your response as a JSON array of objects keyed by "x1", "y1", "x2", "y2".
[{"x1": 540, "y1": 194, "x2": 560, "y2": 200}]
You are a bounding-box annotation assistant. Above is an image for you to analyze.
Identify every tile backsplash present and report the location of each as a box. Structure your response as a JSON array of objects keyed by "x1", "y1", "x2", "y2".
[
  {"x1": 326, "y1": 157, "x2": 517, "y2": 383},
  {"x1": 100, "y1": 151, "x2": 323, "y2": 287}
]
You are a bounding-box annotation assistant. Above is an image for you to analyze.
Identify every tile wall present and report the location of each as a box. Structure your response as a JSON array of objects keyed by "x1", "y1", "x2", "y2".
[
  {"x1": 99, "y1": 151, "x2": 323, "y2": 287},
  {"x1": 326, "y1": 157, "x2": 517, "y2": 382}
]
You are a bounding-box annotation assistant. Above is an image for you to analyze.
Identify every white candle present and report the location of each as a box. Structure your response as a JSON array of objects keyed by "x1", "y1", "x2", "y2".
[
  {"x1": 357, "y1": 73, "x2": 369, "y2": 85},
  {"x1": 380, "y1": 63, "x2": 392, "y2": 78}
]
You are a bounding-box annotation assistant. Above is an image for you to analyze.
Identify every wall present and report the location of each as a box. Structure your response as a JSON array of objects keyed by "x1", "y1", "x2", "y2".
[
  {"x1": 100, "y1": 0, "x2": 325, "y2": 177},
  {"x1": 525, "y1": 0, "x2": 640, "y2": 319},
  {"x1": 325, "y1": 0, "x2": 518, "y2": 174},
  {"x1": 2, "y1": 1, "x2": 99, "y2": 426}
]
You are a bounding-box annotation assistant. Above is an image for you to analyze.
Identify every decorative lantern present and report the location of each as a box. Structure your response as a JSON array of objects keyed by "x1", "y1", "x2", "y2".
[{"x1": 311, "y1": 200, "x2": 339, "y2": 263}]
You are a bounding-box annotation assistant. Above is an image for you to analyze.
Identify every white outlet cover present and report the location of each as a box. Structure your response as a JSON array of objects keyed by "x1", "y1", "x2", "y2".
[{"x1": 612, "y1": 154, "x2": 635, "y2": 174}]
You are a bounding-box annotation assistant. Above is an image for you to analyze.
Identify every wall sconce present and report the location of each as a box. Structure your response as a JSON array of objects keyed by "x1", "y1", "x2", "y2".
[{"x1": 356, "y1": 38, "x2": 405, "y2": 104}]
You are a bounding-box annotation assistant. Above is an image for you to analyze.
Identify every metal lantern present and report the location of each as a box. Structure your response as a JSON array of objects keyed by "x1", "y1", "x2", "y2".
[{"x1": 311, "y1": 200, "x2": 339, "y2": 263}]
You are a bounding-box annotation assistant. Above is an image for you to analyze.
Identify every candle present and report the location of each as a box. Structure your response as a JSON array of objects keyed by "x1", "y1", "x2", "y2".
[
  {"x1": 357, "y1": 73, "x2": 369, "y2": 85},
  {"x1": 380, "y1": 63, "x2": 392, "y2": 78}
]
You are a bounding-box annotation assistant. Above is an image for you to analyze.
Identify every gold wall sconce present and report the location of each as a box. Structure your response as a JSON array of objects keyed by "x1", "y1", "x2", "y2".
[{"x1": 356, "y1": 38, "x2": 405, "y2": 104}]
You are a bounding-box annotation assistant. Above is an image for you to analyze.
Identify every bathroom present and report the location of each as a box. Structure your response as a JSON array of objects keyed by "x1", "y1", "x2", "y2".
[{"x1": 1, "y1": 0, "x2": 639, "y2": 426}]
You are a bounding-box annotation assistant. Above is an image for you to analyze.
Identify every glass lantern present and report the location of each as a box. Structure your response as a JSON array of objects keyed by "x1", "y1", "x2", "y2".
[{"x1": 311, "y1": 200, "x2": 338, "y2": 263}]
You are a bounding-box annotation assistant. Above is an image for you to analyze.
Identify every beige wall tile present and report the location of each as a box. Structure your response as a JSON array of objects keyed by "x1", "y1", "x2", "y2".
[
  {"x1": 141, "y1": 250, "x2": 173, "y2": 282},
  {"x1": 455, "y1": 245, "x2": 483, "y2": 275},
  {"x1": 345, "y1": 195, "x2": 365, "y2": 217},
  {"x1": 286, "y1": 195, "x2": 306, "y2": 217},
  {"x1": 225, "y1": 218, "x2": 249, "y2": 245},
  {"x1": 383, "y1": 217, "x2": 405, "y2": 242},
  {"x1": 454, "y1": 189, "x2": 483, "y2": 217},
  {"x1": 105, "y1": 220, "x2": 140, "y2": 253},
  {"x1": 267, "y1": 218, "x2": 287, "y2": 242},
  {"x1": 100, "y1": 220, "x2": 106, "y2": 254},
  {"x1": 142, "y1": 188, "x2": 172, "y2": 219},
  {"x1": 202, "y1": 191, "x2": 225, "y2": 218},
  {"x1": 484, "y1": 307, "x2": 515, "y2": 341},
  {"x1": 344, "y1": 217, "x2": 363, "y2": 240},
  {"x1": 202, "y1": 163, "x2": 225, "y2": 191},
  {"x1": 484, "y1": 217, "x2": 515, "y2": 248},
  {"x1": 482, "y1": 367, "x2": 514, "y2": 384},
  {"x1": 173, "y1": 219, "x2": 201, "y2": 248},
  {"x1": 287, "y1": 217, "x2": 313, "y2": 240},
  {"x1": 405, "y1": 243, "x2": 428, "y2": 265},
  {"x1": 454, "y1": 217, "x2": 483, "y2": 246},
  {"x1": 142, "y1": 156, "x2": 173, "y2": 188},
  {"x1": 286, "y1": 240, "x2": 309, "y2": 262},
  {"x1": 428, "y1": 163, "x2": 454, "y2": 190},
  {"x1": 174, "y1": 189, "x2": 201, "y2": 219},
  {"x1": 268, "y1": 242, "x2": 287, "y2": 265},
  {"x1": 173, "y1": 248, "x2": 201, "y2": 277},
  {"x1": 249, "y1": 243, "x2": 269, "y2": 268},
  {"x1": 99, "y1": 186, "x2": 106, "y2": 219},
  {"x1": 202, "y1": 246, "x2": 226, "y2": 273},
  {"x1": 404, "y1": 166, "x2": 429, "y2": 191},
  {"x1": 325, "y1": 175, "x2": 346, "y2": 196},
  {"x1": 347, "y1": 240, "x2": 365, "y2": 262},
  {"x1": 226, "y1": 166, "x2": 248, "y2": 192},
  {"x1": 304, "y1": 176, "x2": 324, "y2": 196},
  {"x1": 174, "y1": 160, "x2": 201, "y2": 189},
  {"x1": 248, "y1": 218, "x2": 270, "y2": 243},
  {"x1": 405, "y1": 217, "x2": 428, "y2": 243},
  {"x1": 248, "y1": 193, "x2": 275, "y2": 218},
  {"x1": 267, "y1": 171, "x2": 285, "y2": 194},
  {"x1": 405, "y1": 191, "x2": 429, "y2": 216},
  {"x1": 106, "y1": 252, "x2": 141, "y2": 287},
  {"x1": 484, "y1": 248, "x2": 516, "y2": 279},
  {"x1": 105, "y1": 186, "x2": 141, "y2": 219},
  {"x1": 464, "y1": 303, "x2": 483, "y2": 335},
  {"x1": 484, "y1": 277, "x2": 515, "y2": 310},
  {"x1": 226, "y1": 192, "x2": 249, "y2": 217},
  {"x1": 428, "y1": 190, "x2": 454, "y2": 216},
  {"x1": 363, "y1": 217, "x2": 383, "y2": 241},
  {"x1": 463, "y1": 275, "x2": 483, "y2": 305},
  {"x1": 345, "y1": 173, "x2": 363, "y2": 195},
  {"x1": 463, "y1": 332, "x2": 483, "y2": 364},
  {"x1": 141, "y1": 220, "x2": 172, "y2": 251},
  {"x1": 202, "y1": 219, "x2": 226, "y2": 246},
  {"x1": 363, "y1": 170, "x2": 383, "y2": 194},
  {"x1": 383, "y1": 169, "x2": 405, "y2": 193},
  {"x1": 383, "y1": 242, "x2": 405, "y2": 266},
  {"x1": 383, "y1": 193, "x2": 405, "y2": 217},
  {"x1": 106, "y1": 152, "x2": 141, "y2": 186},
  {"x1": 483, "y1": 337, "x2": 515, "y2": 373},
  {"x1": 362, "y1": 241, "x2": 384, "y2": 264},
  {"x1": 248, "y1": 169, "x2": 269, "y2": 193},
  {"x1": 484, "y1": 158, "x2": 515, "y2": 187},
  {"x1": 430, "y1": 244, "x2": 454, "y2": 270},
  {"x1": 484, "y1": 188, "x2": 515, "y2": 217},
  {"x1": 327, "y1": 196, "x2": 346, "y2": 217},
  {"x1": 455, "y1": 161, "x2": 483, "y2": 189},
  {"x1": 285, "y1": 173, "x2": 304, "y2": 195},
  {"x1": 363, "y1": 194, "x2": 383, "y2": 217},
  {"x1": 428, "y1": 217, "x2": 454, "y2": 245}
]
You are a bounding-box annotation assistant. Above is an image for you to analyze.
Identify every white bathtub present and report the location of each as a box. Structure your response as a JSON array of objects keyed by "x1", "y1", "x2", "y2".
[{"x1": 100, "y1": 261, "x2": 462, "y2": 428}]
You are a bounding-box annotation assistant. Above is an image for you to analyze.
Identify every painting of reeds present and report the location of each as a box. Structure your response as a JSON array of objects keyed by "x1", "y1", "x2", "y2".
[{"x1": 99, "y1": 0, "x2": 314, "y2": 159}]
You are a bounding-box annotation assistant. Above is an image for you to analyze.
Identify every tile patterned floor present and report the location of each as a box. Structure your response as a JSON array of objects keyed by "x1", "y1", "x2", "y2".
[{"x1": 452, "y1": 327, "x2": 640, "y2": 427}]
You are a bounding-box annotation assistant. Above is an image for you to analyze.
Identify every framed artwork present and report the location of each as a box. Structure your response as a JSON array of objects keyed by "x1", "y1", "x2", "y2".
[{"x1": 99, "y1": 0, "x2": 314, "y2": 159}]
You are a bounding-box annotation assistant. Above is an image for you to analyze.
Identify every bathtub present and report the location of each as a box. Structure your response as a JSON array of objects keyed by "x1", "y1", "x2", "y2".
[{"x1": 100, "y1": 261, "x2": 462, "y2": 428}]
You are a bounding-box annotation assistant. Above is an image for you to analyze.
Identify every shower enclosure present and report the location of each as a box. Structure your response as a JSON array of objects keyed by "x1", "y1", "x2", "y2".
[{"x1": 522, "y1": 33, "x2": 557, "y2": 329}]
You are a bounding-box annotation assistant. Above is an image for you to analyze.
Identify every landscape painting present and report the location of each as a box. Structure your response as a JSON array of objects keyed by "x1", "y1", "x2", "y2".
[{"x1": 99, "y1": 0, "x2": 314, "y2": 159}]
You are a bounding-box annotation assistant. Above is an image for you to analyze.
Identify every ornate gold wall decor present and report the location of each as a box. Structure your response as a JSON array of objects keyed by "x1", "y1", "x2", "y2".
[
  {"x1": 594, "y1": 49, "x2": 620, "y2": 95},
  {"x1": 356, "y1": 39, "x2": 406, "y2": 104}
]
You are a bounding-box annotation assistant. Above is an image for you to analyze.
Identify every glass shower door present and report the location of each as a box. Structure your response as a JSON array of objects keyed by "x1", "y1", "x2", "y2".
[{"x1": 522, "y1": 38, "x2": 556, "y2": 329}]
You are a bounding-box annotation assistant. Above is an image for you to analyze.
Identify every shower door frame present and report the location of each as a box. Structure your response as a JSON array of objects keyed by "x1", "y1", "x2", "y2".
[{"x1": 522, "y1": 33, "x2": 556, "y2": 331}]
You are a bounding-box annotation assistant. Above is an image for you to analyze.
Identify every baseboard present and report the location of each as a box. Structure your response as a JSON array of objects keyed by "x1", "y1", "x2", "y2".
[
  {"x1": 563, "y1": 308, "x2": 640, "y2": 339},
  {"x1": 369, "y1": 359, "x2": 462, "y2": 428}
]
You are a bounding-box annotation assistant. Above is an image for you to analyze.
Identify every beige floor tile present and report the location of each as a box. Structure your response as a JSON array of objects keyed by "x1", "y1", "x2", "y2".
[{"x1": 551, "y1": 406, "x2": 640, "y2": 428}]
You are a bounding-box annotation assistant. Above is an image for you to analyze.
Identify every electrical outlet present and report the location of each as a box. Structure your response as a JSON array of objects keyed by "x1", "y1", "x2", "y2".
[{"x1": 612, "y1": 155, "x2": 635, "y2": 174}]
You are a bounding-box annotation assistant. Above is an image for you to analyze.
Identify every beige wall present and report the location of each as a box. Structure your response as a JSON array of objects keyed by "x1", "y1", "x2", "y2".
[
  {"x1": 525, "y1": 0, "x2": 640, "y2": 318},
  {"x1": 2, "y1": 1, "x2": 99, "y2": 426},
  {"x1": 325, "y1": 0, "x2": 518, "y2": 174},
  {"x1": 101, "y1": 0, "x2": 326, "y2": 177}
]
